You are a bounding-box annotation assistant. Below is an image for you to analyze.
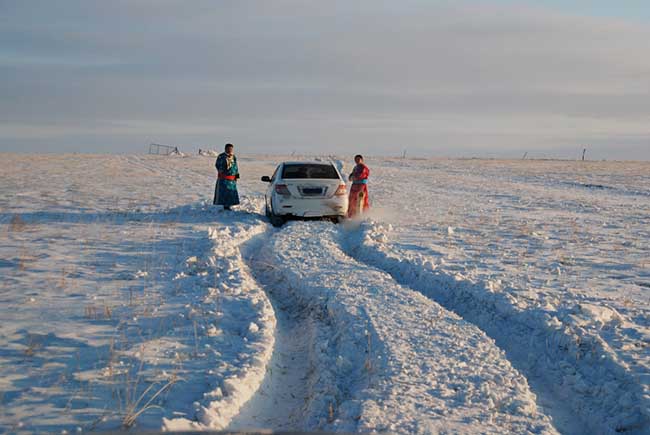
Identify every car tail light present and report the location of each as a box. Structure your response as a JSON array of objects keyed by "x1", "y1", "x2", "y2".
[
  {"x1": 334, "y1": 184, "x2": 347, "y2": 196},
  {"x1": 275, "y1": 184, "x2": 291, "y2": 195}
]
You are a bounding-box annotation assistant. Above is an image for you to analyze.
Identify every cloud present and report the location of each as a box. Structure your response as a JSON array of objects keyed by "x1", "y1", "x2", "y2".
[{"x1": 0, "y1": 0, "x2": 648, "y2": 158}]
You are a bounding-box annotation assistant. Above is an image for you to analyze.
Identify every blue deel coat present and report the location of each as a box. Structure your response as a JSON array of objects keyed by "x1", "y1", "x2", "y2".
[{"x1": 213, "y1": 152, "x2": 240, "y2": 207}]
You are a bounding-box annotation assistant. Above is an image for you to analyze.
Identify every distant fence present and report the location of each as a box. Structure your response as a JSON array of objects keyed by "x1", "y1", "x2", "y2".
[{"x1": 148, "y1": 143, "x2": 178, "y2": 155}]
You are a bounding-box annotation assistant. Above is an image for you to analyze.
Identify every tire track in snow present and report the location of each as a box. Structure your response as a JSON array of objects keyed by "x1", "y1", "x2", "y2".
[
  {"x1": 342, "y1": 220, "x2": 649, "y2": 435},
  {"x1": 250, "y1": 221, "x2": 556, "y2": 434},
  {"x1": 227, "y1": 232, "x2": 315, "y2": 431},
  {"x1": 230, "y1": 225, "x2": 373, "y2": 431},
  {"x1": 163, "y1": 204, "x2": 277, "y2": 431}
]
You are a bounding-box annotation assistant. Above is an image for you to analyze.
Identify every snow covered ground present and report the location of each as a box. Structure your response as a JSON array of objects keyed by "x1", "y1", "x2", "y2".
[{"x1": 0, "y1": 153, "x2": 648, "y2": 434}]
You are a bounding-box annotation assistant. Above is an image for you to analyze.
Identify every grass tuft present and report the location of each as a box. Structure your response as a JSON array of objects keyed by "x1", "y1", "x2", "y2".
[{"x1": 9, "y1": 214, "x2": 26, "y2": 232}]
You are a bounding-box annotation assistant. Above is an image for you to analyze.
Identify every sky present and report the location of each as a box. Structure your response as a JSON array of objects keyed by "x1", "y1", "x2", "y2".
[{"x1": 1, "y1": 0, "x2": 649, "y2": 160}]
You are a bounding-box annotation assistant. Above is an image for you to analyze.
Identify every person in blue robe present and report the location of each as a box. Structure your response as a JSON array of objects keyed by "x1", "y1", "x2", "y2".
[{"x1": 213, "y1": 143, "x2": 240, "y2": 210}]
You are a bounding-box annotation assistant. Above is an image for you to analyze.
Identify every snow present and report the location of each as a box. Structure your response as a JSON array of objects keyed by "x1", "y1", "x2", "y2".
[
  {"x1": 198, "y1": 149, "x2": 220, "y2": 157},
  {"x1": 162, "y1": 207, "x2": 275, "y2": 431},
  {"x1": 1, "y1": 153, "x2": 648, "y2": 434},
  {"x1": 247, "y1": 220, "x2": 556, "y2": 433}
]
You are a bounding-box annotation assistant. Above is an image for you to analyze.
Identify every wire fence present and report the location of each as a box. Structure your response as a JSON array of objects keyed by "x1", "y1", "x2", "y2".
[{"x1": 148, "y1": 143, "x2": 179, "y2": 155}]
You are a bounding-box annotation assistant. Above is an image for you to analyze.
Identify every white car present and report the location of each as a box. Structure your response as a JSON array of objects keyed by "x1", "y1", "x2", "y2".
[{"x1": 261, "y1": 161, "x2": 348, "y2": 226}]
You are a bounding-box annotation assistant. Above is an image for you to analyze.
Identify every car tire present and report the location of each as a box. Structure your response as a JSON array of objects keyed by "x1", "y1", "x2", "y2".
[
  {"x1": 268, "y1": 200, "x2": 285, "y2": 227},
  {"x1": 270, "y1": 214, "x2": 285, "y2": 227},
  {"x1": 265, "y1": 199, "x2": 271, "y2": 218}
]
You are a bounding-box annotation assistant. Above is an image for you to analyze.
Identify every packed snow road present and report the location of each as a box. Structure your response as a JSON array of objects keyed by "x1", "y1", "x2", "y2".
[
  {"x1": 1, "y1": 153, "x2": 649, "y2": 434},
  {"x1": 231, "y1": 221, "x2": 556, "y2": 433},
  {"x1": 227, "y1": 235, "x2": 315, "y2": 431}
]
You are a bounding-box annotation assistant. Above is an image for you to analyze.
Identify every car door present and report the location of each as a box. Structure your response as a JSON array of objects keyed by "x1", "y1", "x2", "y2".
[{"x1": 267, "y1": 164, "x2": 281, "y2": 212}]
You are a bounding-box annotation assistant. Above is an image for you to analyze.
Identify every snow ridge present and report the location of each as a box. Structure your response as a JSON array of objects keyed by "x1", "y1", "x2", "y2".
[
  {"x1": 252, "y1": 223, "x2": 378, "y2": 431},
  {"x1": 163, "y1": 204, "x2": 276, "y2": 431},
  {"x1": 260, "y1": 221, "x2": 556, "y2": 434},
  {"x1": 346, "y1": 220, "x2": 650, "y2": 434}
]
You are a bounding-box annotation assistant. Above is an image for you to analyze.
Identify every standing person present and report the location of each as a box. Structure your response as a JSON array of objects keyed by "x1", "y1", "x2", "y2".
[
  {"x1": 213, "y1": 143, "x2": 240, "y2": 210},
  {"x1": 347, "y1": 154, "x2": 370, "y2": 217}
]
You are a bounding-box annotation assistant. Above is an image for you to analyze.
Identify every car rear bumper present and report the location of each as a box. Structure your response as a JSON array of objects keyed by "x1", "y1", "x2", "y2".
[{"x1": 274, "y1": 196, "x2": 348, "y2": 217}]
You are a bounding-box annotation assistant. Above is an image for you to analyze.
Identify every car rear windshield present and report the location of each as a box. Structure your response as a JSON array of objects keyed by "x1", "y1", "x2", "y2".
[{"x1": 281, "y1": 164, "x2": 339, "y2": 179}]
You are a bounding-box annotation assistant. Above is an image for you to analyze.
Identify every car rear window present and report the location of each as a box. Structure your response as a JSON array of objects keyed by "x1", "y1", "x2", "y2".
[{"x1": 281, "y1": 164, "x2": 339, "y2": 179}]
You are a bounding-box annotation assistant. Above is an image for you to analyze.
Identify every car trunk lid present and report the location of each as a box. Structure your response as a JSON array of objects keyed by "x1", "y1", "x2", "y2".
[{"x1": 284, "y1": 180, "x2": 342, "y2": 198}]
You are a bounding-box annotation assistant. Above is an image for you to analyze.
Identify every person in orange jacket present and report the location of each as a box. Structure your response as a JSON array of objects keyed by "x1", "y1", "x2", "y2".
[{"x1": 347, "y1": 154, "x2": 370, "y2": 217}]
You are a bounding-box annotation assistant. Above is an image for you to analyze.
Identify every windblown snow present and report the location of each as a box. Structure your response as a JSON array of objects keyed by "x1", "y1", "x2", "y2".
[{"x1": 0, "y1": 154, "x2": 648, "y2": 434}]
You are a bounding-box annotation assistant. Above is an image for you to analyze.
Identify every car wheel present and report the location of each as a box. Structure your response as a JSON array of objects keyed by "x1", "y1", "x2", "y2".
[
  {"x1": 268, "y1": 201, "x2": 285, "y2": 227},
  {"x1": 265, "y1": 199, "x2": 271, "y2": 218},
  {"x1": 270, "y1": 214, "x2": 285, "y2": 227}
]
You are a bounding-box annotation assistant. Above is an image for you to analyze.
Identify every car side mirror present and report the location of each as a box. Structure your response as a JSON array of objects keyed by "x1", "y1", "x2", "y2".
[{"x1": 261, "y1": 176, "x2": 271, "y2": 182}]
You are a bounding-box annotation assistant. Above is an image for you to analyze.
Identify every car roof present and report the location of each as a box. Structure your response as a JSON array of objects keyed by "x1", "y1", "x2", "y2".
[{"x1": 280, "y1": 161, "x2": 336, "y2": 166}]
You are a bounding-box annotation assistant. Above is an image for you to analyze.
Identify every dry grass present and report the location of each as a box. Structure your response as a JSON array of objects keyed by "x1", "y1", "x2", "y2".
[
  {"x1": 364, "y1": 328, "x2": 373, "y2": 373},
  {"x1": 57, "y1": 266, "x2": 77, "y2": 289},
  {"x1": 121, "y1": 373, "x2": 178, "y2": 428},
  {"x1": 9, "y1": 214, "x2": 26, "y2": 232},
  {"x1": 18, "y1": 252, "x2": 28, "y2": 272},
  {"x1": 84, "y1": 302, "x2": 113, "y2": 320},
  {"x1": 103, "y1": 338, "x2": 182, "y2": 428},
  {"x1": 23, "y1": 333, "x2": 43, "y2": 357},
  {"x1": 192, "y1": 320, "x2": 200, "y2": 358},
  {"x1": 15, "y1": 244, "x2": 35, "y2": 272}
]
